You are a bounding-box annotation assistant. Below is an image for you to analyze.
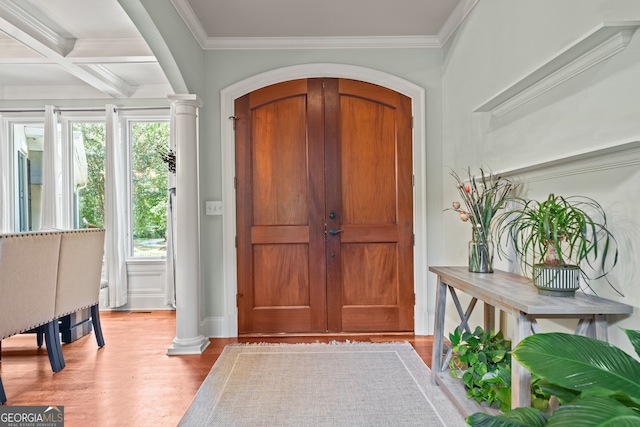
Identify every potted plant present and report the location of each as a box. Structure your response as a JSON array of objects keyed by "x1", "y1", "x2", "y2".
[
  {"x1": 448, "y1": 326, "x2": 513, "y2": 411},
  {"x1": 494, "y1": 193, "x2": 619, "y2": 297},
  {"x1": 467, "y1": 329, "x2": 640, "y2": 426},
  {"x1": 447, "y1": 167, "x2": 516, "y2": 273}
]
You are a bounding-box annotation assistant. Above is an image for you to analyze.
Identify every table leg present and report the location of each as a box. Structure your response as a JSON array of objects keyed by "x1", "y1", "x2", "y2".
[
  {"x1": 484, "y1": 303, "x2": 495, "y2": 333},
  {"x1": 594, "y1": 314, "x2": 608, "y2": 342},
  {"x1": 511, "y1": 311, "x2": 532, "y2": 408},
  {"x1": 431, "y1": 276, "x2": 447, "y2": 384}
]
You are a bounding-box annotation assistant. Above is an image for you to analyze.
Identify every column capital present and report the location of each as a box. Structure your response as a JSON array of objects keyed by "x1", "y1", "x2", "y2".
[{"x1": 168, "y1": 93, "x2": 203, "y2": 108}]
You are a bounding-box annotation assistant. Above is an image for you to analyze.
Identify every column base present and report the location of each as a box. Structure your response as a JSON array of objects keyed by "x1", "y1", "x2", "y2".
[{"x1": 167, "y1": 335, "x2": 210, "y2": 355}]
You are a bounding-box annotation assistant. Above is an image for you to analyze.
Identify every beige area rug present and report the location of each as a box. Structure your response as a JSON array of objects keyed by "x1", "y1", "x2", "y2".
[{"x1": 179, "y1": 342, "x2": 466, "y2": 427}]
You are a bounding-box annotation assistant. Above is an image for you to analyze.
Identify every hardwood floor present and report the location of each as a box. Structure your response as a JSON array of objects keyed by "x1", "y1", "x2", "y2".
[{"x1": 0, "y1": 311, "x2": 434, "y2": 427}]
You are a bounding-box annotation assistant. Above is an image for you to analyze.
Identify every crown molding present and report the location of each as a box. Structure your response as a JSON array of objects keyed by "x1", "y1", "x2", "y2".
[
  {"x1": 169, "y1": 0, "x2": 209, "y2": 48},
  {"x1": 437, "y1": 0, "x2": 480, "y2": 46},
  {"x1": 474, "y1": 21, "x2": 640, "y2": 117},
  {"x1": 202, "y1": 35, "x2": 440, "y2": 50},
  {"x1": 171, "y1": 0, "x2": 475, "y2": 50}
]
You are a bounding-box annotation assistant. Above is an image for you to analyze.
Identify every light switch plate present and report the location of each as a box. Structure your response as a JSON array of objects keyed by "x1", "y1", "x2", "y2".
[{"x1": 205, "y1": 201, "x2": 223, "y2": 216}]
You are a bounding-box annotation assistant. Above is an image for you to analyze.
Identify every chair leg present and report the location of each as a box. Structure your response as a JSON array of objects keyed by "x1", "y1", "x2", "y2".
[
  {"x1": 36, "y1": 327, "x2": 44, "y2": 348},
  {"x1": 43, "y1": 320, "x2": 65, "y2": 373},
  {"x1": 0, "y1": 377, "x2": 6, "y2": 404},
  {"x1": 90, "y1": 304, "x2": 105, "y2": 347}
]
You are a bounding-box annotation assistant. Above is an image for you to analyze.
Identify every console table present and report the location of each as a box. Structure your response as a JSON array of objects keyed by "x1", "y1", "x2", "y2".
[{"x1": 429, "y1": 266, "x2": 633, "y2": 415}]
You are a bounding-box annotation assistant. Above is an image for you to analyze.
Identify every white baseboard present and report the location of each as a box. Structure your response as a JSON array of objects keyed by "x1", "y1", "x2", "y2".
[{"x1": 201, "y1": 316, "x2": 233, "y2": 338}]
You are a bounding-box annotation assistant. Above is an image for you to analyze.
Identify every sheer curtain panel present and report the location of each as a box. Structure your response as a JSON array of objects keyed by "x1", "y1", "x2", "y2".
[
  {"x1": 0, "y1": 118, "x2": 10, "y2": 232},
  {"x1": 41, "y1": 106, "x2": 62, "y2": 229},
  {"x1": 104, "y1": 105, "x2": 128, "y2": 307}
]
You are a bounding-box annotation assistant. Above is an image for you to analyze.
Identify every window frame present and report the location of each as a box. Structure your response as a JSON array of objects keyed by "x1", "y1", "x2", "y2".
[
  {"x1": 1, "y1": 109, "x2": 170, "y2": 261},
  {"x1": 123, "y1": 115, "x2": 171, "y2": 260}
]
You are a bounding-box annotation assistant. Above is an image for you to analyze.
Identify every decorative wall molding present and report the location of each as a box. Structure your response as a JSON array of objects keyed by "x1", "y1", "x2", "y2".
[
  {"x1": 497, "y1": 139, "x2": 640, "y2": 182},
  {"x1": 99, "y1": 260, "x2": 170, "y2": 311},
  {"x1": 474, "y1": 21, "x2": 640, "y2": 117}
]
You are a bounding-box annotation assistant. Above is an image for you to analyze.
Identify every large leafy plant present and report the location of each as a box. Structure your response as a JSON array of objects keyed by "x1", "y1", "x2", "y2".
[
  {"x1": 494, "y1": 193, "x2": 620, "y2": 293},
  {"x1": 467, "y1": 329, "x2": 640, "y2": 426},
  {"x1": 449, "y1": 326, "x2": 513, "y2": 412}
]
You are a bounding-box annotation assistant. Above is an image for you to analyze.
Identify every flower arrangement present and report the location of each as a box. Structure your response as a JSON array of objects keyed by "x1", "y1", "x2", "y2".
[{"x1": 447, "y1": 167, "x2": 516, "y2": 272}]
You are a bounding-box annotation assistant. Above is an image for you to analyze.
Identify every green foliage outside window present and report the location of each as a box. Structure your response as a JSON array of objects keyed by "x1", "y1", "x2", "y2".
[
  {"x1": 75, "y1": 123, "x2": 105, "y2": 228},
  {"x1": 131, "y1": 122, "x2": 169, "y2": 256},
  {"x1": 75, "y1": 121, "x2": 170, "y2": 257}
]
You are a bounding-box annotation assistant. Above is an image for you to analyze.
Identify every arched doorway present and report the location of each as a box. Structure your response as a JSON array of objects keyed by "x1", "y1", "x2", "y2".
[{"x1": 219, "y1": 64, "x2": 428, "y2": 337}]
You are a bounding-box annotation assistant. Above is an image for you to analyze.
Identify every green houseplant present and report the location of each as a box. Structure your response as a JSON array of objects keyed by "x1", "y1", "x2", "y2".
[
  {"x1": 467, "y1": 329, "x2": 640, "y2": 426},
  {"x1": 449, "y1": 326, "x2": 513, "y2": 411},
  {"x1": 494, "y1": 193, "x2": 619, "y2": 296}
]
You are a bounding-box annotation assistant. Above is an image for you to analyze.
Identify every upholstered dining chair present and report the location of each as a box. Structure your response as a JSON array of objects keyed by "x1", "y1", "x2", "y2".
[
  {"x1": 0, "y1": 231, "x2": 65, "y2": 404},
  {"x1": 53, "y1": 229, "x2": 107, "y2": 349}
]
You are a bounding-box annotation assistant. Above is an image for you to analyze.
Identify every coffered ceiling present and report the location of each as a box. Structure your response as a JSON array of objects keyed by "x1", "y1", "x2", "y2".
[{"x1": 0, "y1": 0, "x2": 475, "y2": 101}]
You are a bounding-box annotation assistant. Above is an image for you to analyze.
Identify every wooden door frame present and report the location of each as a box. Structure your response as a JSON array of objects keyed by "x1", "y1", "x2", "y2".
[{"x1": 219, "y1": 64, "x2": 428, "y2": 337}]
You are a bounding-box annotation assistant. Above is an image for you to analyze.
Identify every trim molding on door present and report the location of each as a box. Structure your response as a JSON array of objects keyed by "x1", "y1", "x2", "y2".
[{"x1": 216, "y1": 64, "x2": 427, "y2": 337}]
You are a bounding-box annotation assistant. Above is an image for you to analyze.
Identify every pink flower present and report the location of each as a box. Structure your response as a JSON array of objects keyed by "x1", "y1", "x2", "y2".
[{"x1": 464, "y1": 185, "x2": 471, "y2": 193}]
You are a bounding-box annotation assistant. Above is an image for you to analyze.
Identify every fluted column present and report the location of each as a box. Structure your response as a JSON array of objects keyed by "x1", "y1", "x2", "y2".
[{"x1": 167, "y1": 94, "x2": 209, "y2": 355}]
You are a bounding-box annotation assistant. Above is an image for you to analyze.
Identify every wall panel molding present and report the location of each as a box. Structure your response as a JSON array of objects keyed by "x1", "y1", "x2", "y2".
[
  {"x1": 475, "y1": 22, "x2": 640, "y2": 117},
  {"x1": 497, "y1": 139, "x2": 640, "y2": 183}
]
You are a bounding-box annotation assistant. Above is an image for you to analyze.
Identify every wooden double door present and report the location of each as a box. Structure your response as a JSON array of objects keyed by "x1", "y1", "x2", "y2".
[{"x1": 235, "y1": 78, "x2": 414, "y2": 334}]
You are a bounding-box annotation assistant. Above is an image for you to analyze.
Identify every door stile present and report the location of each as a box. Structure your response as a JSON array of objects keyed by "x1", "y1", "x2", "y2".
[
  {"x1": 306, "y1": 78, "x2": 329, "y2": 332},
  {"x1": 395, "y1": 91, "x2": 415, "y2": 330},
  {"x1": 323, "y1": 78, "x2": 343, "y2": 332},
  {"x1": 234, "y1": 93, "x2": 253, "y2": 332}
]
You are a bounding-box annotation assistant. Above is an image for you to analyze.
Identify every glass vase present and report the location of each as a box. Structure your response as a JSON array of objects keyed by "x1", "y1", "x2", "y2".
[{"x1": 469, "y1": 232, "x2": 494, "y2": 273}]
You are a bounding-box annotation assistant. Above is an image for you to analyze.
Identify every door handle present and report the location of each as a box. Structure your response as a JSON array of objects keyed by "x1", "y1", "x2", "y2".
[{"x1": 328, "y1": 228, "x2": 342, "y2": 236}]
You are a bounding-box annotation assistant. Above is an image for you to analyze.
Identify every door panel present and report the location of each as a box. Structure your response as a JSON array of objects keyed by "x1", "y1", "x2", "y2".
[
  {"x1": 236, "y1": 78, "x2": 413, "y2": 334},
  {"x1": 325, "y1": 78, "x2": 414, "y2": 332},
  {"x1": 340, "y1": 97, "x2": 397, "y2": 225},
  {"x1": 236, "y1": 79, "x2": 326, "y2": 333}
]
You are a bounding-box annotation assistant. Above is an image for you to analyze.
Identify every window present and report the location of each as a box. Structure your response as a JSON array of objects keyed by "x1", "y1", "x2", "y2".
[
  {"x1": 130, "y1": 121, "x2": 170, "y2": 257},
  {"x1": 11, "y1": 123, "x2": 49, "y2": 232},
  {"x1": 4, "y1": 111, "x2": 170, "y2": 258},
  {"x1": 73, "y1": 122, "x2": 106, "y2": 229}
]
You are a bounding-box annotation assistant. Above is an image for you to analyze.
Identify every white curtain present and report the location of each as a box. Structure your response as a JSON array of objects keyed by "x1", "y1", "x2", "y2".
[
  {"x1": 41, "y1": 105, "x2": 62, "y2": 229},
  {"x1": 104, "y1": 105, "x2": 128, "y2": 307},
  {"x1": 0, "y1": 116, "x2": 10, "y2": 232},
  {"x1": 165, "y1": 103, "x2": 177, "y2": 307}
]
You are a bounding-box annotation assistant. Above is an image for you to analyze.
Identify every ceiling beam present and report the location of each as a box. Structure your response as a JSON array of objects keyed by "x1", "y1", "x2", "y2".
[
  {"x1": 0, "y1": 0, "x2": 75, "y2": 56},
  {"x1": 0, "y1": 0, "x2": 136, "y2": 98}
]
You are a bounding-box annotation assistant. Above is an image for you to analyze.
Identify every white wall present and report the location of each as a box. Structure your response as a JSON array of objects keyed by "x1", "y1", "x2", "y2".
[{"x1": 441, "y1": 0, "x2": 640, "y2": 356}]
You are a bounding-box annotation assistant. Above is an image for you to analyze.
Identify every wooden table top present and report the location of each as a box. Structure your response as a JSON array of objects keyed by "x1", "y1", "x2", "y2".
[{"x1": 429, "y1": 266, "x2": 633, "y2": 316}]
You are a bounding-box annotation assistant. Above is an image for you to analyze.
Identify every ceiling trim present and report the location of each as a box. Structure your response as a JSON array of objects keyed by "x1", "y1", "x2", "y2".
[
  {"x1": 170, "y1": 0, "x2": 477, "y2": 50},
  {"x1": 437, "y1": 0, "x2": 480, "y2": 46},
  {"x1": 169, "y1": 0, "x2": 208, "y2": 46},
  {"x1": 0, "y1": 0, "x2": 76, "y2": 57},
  {"x1": 203, "y1": 35, "x2": 441, "y2": 50}
]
